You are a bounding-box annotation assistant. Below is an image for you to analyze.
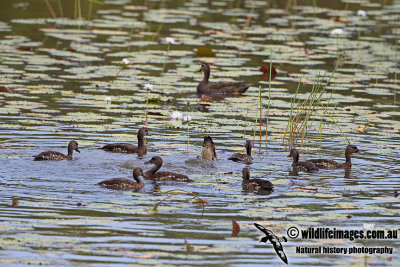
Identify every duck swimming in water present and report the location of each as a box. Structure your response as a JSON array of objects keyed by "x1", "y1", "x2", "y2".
[
  {"x1": 145, "y1": 156, "x2": 193, "y2": 182},
  {"x1": 200, "y1": 136, "x2": 217, "y2": 161},
  {"x1": 97, "y1": 168, "x2": 145, "y2": 190},
  {"x1": 308, "y1": 145, "x2": 360, "y2": 170},
  {"x1": 101, "y1": 127, "x2": 148, "y2": 156},
  {"x1": 242, "y1": 168, "x2": 273, "y2": 192},
  {"x1": 228, "y1": 140, "x2": 253, "y2": 164},
  {"x1": 34, "y1": 140, "x2": 80, "y2": 161},
  {"x1": 287, "y1": 149, "x2": 318, "y2": 172},
  {"x1": 197, "y1": 62, "x2": 249, "y2": 95}
]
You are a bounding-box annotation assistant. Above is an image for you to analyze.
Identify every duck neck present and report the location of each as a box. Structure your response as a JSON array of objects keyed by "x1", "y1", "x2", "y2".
[
  {"x1": 345, "y1": 151, "x2": 352, "y2": 165},
  {"x1": 246, "y1": 145, "x2": 252, "y2": 157},
  {"x1": 138, "y1": 133, "x2": 145, "y2": 147},
  {"x1": 243, "y1": 171, "x2": 250, "y2": 181},
  {"x1": 202, "y1": 67, "x2": 210, "y2": 84},
  {"x1": 149, "y1": 163, "x2": 161, "y2": 174},
  {"x1": 292, "y1": 153, "x2": 299, "y2": 164},
  {"x1": 67, "y1": 146, "x2": 74, "y2": 159},
  {"x1": 133, "y1": 174, "x2": 143, "y2": 185}
]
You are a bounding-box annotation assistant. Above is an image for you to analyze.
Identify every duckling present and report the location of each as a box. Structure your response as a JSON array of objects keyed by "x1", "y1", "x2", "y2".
[
  {"x1": 228, "y1": 140, "x2": 253, "y2": 164},
  {"x1": 145, "y1": 156, "x2": 193, "y2": 182},
  {"x1": 287, "y1": 149, "x2": 318, "y2": 172},
  {"x1": 242, "y1": 168, "x2": 273, "y2": 191},
  {"x1": 101, "y1": 127, "x2": 148, "y2": 156},
  {"x1": 97, "y1": 168, "x2": 144, "y2": 190},
  {"x1": 197, "y1": 62, "x2": 249, "y2": 95},
  {"x1": 309, "y1": 145, "x2": 360, "y2": 170},
  {"x1": 34, "y1": 140, "x2": 80, "y2": 161},
  {"x1": 200, "y1": 136, "x2": 217, "y2": 161}
]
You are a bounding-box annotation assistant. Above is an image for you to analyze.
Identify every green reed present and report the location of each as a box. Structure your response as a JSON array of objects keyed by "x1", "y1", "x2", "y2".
[
  {"x1": 253, "y1": 86, "x2": 261, "y2": 146},
  {"x1": 265, "y1": 51, "x2": 272, "y2": 151},
  {"x1": 44, "y1": 0, "x2": 57, "y2": 19},
  {"x1": 243, "y1": 106, "x2": 249, "y2": 138},
  {"x1": 57, "y1": 0, "x2": 63, "y2": 17},
  {"x1": 161, "y1": 42, "x2": 172, "y2": 76},
  {"x1": 283, "y1": 53, "x2": 347, "y2": 148}
]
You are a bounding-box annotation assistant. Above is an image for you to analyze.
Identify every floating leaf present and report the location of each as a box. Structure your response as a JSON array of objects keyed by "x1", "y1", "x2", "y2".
[
  {"x1": 184, "y1": 239, "x2": 194, "y2": 252},
  {"x1": 196, "y1": 47, "x2": 216, "y2": 57},
  {"x1": 12, "y1": 199, "x2": 19, "y2": 207},
  {"x1": 232, "y1": 220, "x2": 240, "y2": 237},
  {"x1": 0, "y1": 86, "x2": 13, "y2": 93}
]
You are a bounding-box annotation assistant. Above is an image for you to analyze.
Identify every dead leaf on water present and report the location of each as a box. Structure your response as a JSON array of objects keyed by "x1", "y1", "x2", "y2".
[
  {"x1": 232, "y1": 220, "x2": 240, "y2": 237},
  {"x1": 12, "y1": 199, "x2": 19, "y2": 207},
  {"x1": 357, "y1": 125, "x2": 368, "y2": 133}
]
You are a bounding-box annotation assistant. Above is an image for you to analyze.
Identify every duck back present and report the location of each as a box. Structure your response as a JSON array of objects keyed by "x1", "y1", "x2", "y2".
[
  {"x1": 97, "y1": 178, "x2": 143, "y2": 190},
  {"x1": 34, "y1": 151, "x2": 68, "y2": 161}
]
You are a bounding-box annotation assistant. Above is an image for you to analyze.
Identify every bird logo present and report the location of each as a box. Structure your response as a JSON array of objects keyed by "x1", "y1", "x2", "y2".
[{"x1": 254, "y1": 223, "x2": 288, "y2": 264}]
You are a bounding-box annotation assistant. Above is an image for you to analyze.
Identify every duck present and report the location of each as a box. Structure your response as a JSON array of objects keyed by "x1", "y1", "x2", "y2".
[
  {"x1": 287, "y1": 148, "x2": 318, "y2": 172},
  {"x1": 101, "y1": 127, "x2": 148, "y2": 155},
  {"x1": 200, "y1": 136, "x2": 217, "y2": 161},
  {"x1": 197, "y1": 62, "x2": 249, "y2": 95},
  {"x1": 97, "y1": 168, "x2": 145, "y2": 190},
  {"x1": 242, "y1": 168, "x2": 273, "y2": 191},
  {"x1": 145, "y1": 156, "x2": 193, "y2": 182},
  {"x1": 228, "y1": 139, "x2": 253, "y2": 164},
  {"x1": 34, "y1": 140, "x2": 80, "y2": 161},
  {"x1": 308, "y1": 145, "x2": 360, "y2": 170}
]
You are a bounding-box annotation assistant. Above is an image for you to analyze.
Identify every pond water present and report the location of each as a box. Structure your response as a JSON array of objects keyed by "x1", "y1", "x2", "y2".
[{"x1": 0, "y1": 0, "x2": 399, "y2": 266}]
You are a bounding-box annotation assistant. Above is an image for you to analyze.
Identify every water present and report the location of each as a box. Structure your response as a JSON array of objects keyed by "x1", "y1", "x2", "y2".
[{"x1": 0, "y1": 0, "x2": 399, "y2": 266}]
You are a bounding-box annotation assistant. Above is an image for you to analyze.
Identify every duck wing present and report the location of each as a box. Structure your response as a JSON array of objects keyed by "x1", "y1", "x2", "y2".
[
  {"x1": 308, "y1": 159, "x2": 340, "y2": 169},
  {"x1": 153, "y1": 171, "x2": 193, "y2": 182},
  {"x1": 228, "y1": 153, "x2": 253, "y2": 164},
  {"x1": 34, "y1": 151, "x2": 67, "y2": 161},
  {"x1": 207, "y1": 81, "x2": 249, "y2": 94},
  {"x1": 101, "y1": 143, "x2": 137, "y2": 153}
]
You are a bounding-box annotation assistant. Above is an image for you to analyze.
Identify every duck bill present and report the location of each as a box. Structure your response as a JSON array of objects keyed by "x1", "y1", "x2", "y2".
[
  {"x1": 76, "y1": 149, "x2": 81, "y2": 153},
  {"x1": 144, "y1": 160, "x2": 152, "y2": 165}
]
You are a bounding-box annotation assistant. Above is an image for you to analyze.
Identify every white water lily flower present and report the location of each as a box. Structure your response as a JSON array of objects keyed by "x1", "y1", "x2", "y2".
[
  {"x1": 143, "y1": 84, "x2": 153, "y2": 91},
  {"x1": 170, "y1": 111, "x2": 183, "y2": 120},
  {"x1": 165, "y1": 37, "x2": 176, "y2": 44},
  {"x1": 331, "y1": 28, "x2": 344, "y2": 35},
  {"x1": 363, "y1": 223, "x2": 375, "y2": 231},
  {"x1": 183, "y1": 115, "x2": 192, "y2": 122},
  {"x1": 357, "y1": 10, "x2": 367, "y2": 17},
  {"x1": 104, "y1": 96, "x2": 112, "y2": 103},
  {"x1": 122, "y1": 58, "x2": 130, "y2": 65}
]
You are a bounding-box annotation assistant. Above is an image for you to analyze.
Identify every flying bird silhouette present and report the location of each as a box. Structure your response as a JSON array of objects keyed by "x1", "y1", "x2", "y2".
[{"x1": 254, "y1": 223, "x2": 288, "y2": 264}]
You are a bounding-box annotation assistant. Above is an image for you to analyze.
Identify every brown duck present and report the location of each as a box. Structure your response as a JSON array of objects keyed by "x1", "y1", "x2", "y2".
[
  {"x1": 242, "y1": 168, "x2": 273, "y2": 191},
  {"x1": 287, "y1": 149, "x2": 318, "y2": 172},
  {"x1": 197, "y1": 62, "x2": 249, "y2": 95},
  {"x1": 309, "y1": 145, "x2": 360, "y2": 170},
  {"x1": 145, "y1": 156, "x2": 193, "y2": 182},
  {"x1": 97, "y1": 168, "x2": 145, "y2": 190},
  {"x1": 101, "y1": 127, "x2": 148, "y2": 155},
  {"x1": 228, "y1": 140, "x2": 253, "y2": 164},
  {"x1": 34, "y1": 140, "x2": 80, "y2": 161},
  {"x1": 200, "y1": 136, "x2": 217, "y2": 161}
]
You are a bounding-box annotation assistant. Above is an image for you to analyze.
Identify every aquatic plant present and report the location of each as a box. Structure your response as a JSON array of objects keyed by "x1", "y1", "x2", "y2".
[
  {"x1": 143, "y1": 83, "x2": 153, "y2": 123},
  {"x1": 170, "y1": 110, "x2": 183, "y2": 121},
  {"x1": 283, "y1": 53, "x2": 350, "y2": 148},
  {"x1": 183, "y1": 115, "x2": 192, "y2": 156},
  {"x1": 265, "y1": 52, "x2": 272, "y2": 151},
  {"x1": 161, "y1": 37, "x2": 175, "y2": 76},
  {"x1": 152, "y1": 190, "x2": 208, "y2": 217}
]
